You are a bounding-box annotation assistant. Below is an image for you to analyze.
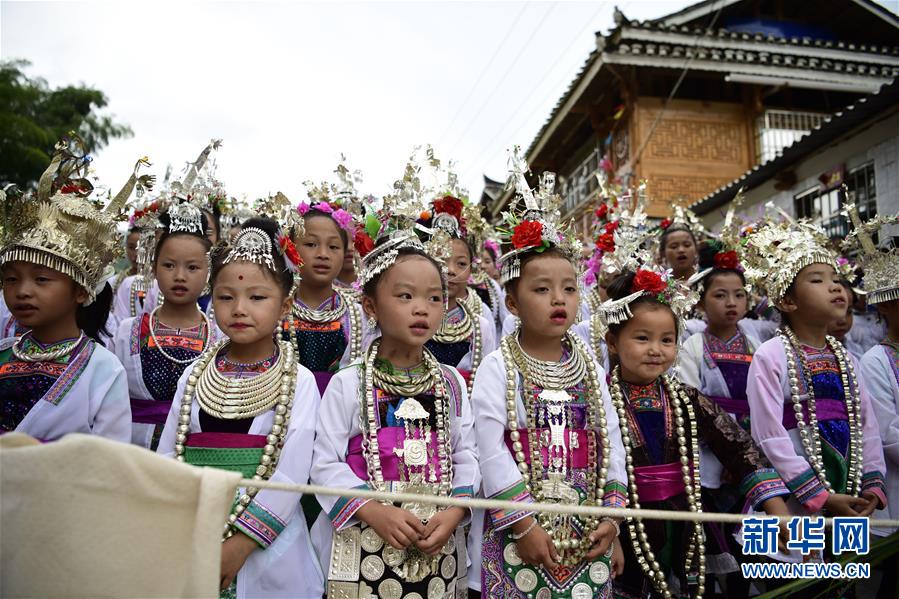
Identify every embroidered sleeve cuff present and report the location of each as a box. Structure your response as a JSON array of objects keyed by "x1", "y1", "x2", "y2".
[
  {"x1": 786, "y1": 468, "x2": 829, "y2": 512},
  {"x1": 233, "y1": 500, "x2": 287, "y2": 548},
  {"x1": 328, "y1": 484, "x2": 371, "y2": 531},
  {"x1": 452, "y1": 486, "x2": 474, "y2": 499},
  {"x1": 488, "y1": 479, "x2": 534, "y2": 530},
  {"x1": 862, "y1": 471, "x2": 887, "y2": 509},
  {"x1": 739, "y1": 468, "x2": 790, "y2": 510},
  {"x1": 602, "y1": 481, "x2": 628, "y2": 509}
]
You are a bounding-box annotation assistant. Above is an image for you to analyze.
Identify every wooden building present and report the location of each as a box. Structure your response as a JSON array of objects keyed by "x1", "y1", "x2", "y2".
[{"x1": 484, "y1": 0, "x2": 899, "y2": 231}]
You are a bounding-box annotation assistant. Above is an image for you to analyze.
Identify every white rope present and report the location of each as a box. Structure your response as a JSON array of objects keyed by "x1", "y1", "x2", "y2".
[{"x1": 239, "y1": 477, "x2": 899, "y2": 528}]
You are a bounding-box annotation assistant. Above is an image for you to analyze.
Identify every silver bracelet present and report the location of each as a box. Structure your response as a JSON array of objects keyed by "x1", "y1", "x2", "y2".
[
  {"x1": 510, "y1": 518, "x2": 539, "y2": 541},
  {"x1": 599, "y1": 517, "x2": 621, "y2": 536}
]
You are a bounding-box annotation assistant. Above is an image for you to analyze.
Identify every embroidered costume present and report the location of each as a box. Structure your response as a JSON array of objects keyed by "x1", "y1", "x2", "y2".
[
  {"x1": 157, "y1": 339, "x2": 323, "y2": 598},
  {"x1": 472, "y1": 336, "x2": 626, "y2": 599},
  {"x1": 310, "y1": 157, "x2": 478, "y2": 598},
  {"x1": 310, "y1": 348, "x2": 477, "y2": 599},
  {"x1": 469, "y1": 148, "x2": 625, "y2": 599},
  {"x1": 283, "y1": 285, "x2": 364, "y2": 395},
  {"x1": 114, "y1": 201, "x2": 211, "y2": 449},
  {"x1": 742, "y1": 216, "x2": 887, "y2": 562},
  {"x1": 0, "y1": 138, "x2": 146, "y2": 443},
  {"x1": 115, "y1": 311, "x2": 209, "y2": 449},
  {"x1": 156, "y1": 222, "x2": 323, "y2": 598},
  {"x1": 0, "y1": 334, "x2": 130, "y2": 442}
]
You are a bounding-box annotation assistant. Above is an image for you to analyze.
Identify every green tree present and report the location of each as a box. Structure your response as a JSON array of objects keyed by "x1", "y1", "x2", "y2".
[{"x1": 0, "y1": 59, "x2": 133, "y2": 188}]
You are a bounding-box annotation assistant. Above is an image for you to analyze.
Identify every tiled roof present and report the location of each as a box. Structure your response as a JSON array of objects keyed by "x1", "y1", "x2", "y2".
[
  {"x1": 507, "y1": 2, "x2": 899, "y2": 216},
  {"x1": 689, "y1": 77, "x2": 899, "y2": 215},
  {"x1": 605, "y1": 20, "x2": 899, "y2": 80},
  {"x1": 624, "y1": 20, "x2": 899, "y2": 56}
]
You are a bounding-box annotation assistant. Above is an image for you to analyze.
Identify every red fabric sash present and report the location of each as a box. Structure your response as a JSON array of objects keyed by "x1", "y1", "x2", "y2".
[
  {"x1": 185, "y1": 432, "x2": 267, "y2": 448},
  {"x1": 503, "y1": 428, "x2": 595, "y2": 469},
  {"x1": 347, "y1": 428, "x2": 444, "y2": 481},
  {"x1": 634, "y1": 461, "x2": 687, "y2": 503}
]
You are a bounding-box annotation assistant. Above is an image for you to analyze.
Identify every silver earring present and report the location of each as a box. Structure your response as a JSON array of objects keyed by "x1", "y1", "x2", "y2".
[{"x1": 367, "y1": 317, "x2": 378, "y2": 333}]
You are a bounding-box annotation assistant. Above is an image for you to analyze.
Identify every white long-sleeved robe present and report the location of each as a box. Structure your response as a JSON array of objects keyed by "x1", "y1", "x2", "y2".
[
  {"x1": 678, "y1": 324, "x2": 761, "y2": 489},
  {"x1": 157, "y1": 361, "x2": 324, "y2": 598},
  {"x1": 467, "y1": 347, "x2": 627, "y2": 592},
  {"x1": 1, "y1": 337, "x2": 131, "y2": 443},
  {"x1": 861, "y1": 343, "x2": 899, "y2": 535},
  {"x1": 308, "y1": 361, "x2": 479, "y2": 578}
]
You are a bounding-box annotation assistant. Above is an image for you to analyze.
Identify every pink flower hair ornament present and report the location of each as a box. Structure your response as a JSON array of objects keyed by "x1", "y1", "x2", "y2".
[{"x1": 296, "y1": 200, "x2": 355, "y2": 234}]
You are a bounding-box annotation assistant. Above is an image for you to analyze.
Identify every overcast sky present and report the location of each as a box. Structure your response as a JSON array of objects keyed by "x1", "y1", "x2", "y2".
[{"x1": 3, "y1": 0, "x2": 896, "y2": 205}]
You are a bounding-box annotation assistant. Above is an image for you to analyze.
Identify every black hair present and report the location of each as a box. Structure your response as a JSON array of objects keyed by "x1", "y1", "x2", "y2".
[
  {"x1": 210, "y1": 217, "x2": 293, "y2": 296},
  {"x1": 482, "y1": 243, "x2": 498, "y2": 263},
  {"x1": 837, "y1": 278, "x2": 857, "y2": 305},
  {"x1": 303, "y1": 209, "x2": 349, "y2": 249},
  {"x1": 127, "y1": 226, "x2": 143, "y2": 236},
  {"x1": 153, "y1": 210, "x2": 213, "y2": 263},
  {"x1": 696, "y1": 241, "x2": 747, "y2": 302},
  {"x1": 659, "y1": 225, "x2": 697, "y2": 256},
  {"x1": 195, "y1": 206, "x2": 222, "y2": 243},
  {"x1": 361, "y1": 244, "x2": 444, "y2": 299},
  {"x1": 605, "y1": 270, "x2": 678, "y2": 339},
  {"x1": 77, "y1": 281, "x2": 114, "y2": 344},
  {"x1": 457, "y1": 237, "x2": 474, "y2": 263},
  {"x1": 503, "y1": 246, "x2": 571, "y2": 295}
]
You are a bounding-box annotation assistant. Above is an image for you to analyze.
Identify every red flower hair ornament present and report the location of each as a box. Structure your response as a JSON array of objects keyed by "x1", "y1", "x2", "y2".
[
  {"x1": 511, "y1": 220, "x2": 545, "y2": 250},
  {"x1": 433, "y1": 195, "x2": 464, "y2": 221},
  {"x1": 279, "y1": 235, "x2": 303, "y2": 271},
  {"x1": 595, "y1": 233, "x2": 615, "y2": 253},
  {"x1": 713, "y1": 250, "x2": 740, "y2": 270},
  {"x1": 353, "y1": 229, "x2": 375, "y2": 258},
  {"x1": 631, "y1": 269, "x2": 668, "y2": 295}
]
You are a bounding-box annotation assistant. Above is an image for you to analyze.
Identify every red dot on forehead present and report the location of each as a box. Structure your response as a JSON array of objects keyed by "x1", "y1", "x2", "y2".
[{"x1": 238, "y1": 275, "x2": 244, "y2": 280}]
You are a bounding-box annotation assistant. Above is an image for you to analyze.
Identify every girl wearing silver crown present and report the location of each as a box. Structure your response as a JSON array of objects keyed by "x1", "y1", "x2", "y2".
[
  {"x1": 157, "y1": 217, "x2": 323, "y2": 598},
  {"x1": 470, "y1": 209, "x2": 627, "y2": 599},
  {"x1": 741, "y1": 219, "x2": 887, "y2": 571},
  {"x1": 677, "y1": 241, "x2": 767, "y2": 598},
  {"x1": 418, "y1": 196, "x2": 497, "y2": 394},
  {"x1": 657, "y1": 211, "x2": 699, "y2": 284},
  {"x1": 113, "y1": 205, "x2": 160, "y2": 322},
  {"x1": 600, "y1": 266, "x2": 792, "y2": 599},
  {"x1": 113, "y1": 203, "x2": 212, "y2": 450},
  {"x1": 285, "y1": 199, "x2": 365, "y2": 396},
  {"x1": 0, "y1": 142, "x2": 137, "y2": 443},
  {"x1": 310, "y1": 217, "x2": 478, "y2": 599}
]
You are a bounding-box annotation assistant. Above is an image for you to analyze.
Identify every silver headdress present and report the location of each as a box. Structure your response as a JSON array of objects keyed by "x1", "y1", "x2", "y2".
[
  {"x1": 661, "y1": 203, "x2": 710, "y2": 239},
  {"x1": 739, "y1": 213, "x2": 836, "y2": 305},
  {"x1": 357, "y1": 147, "x2": 450, "y2": 288},
  {"x1": 258, "y1": 191, "x2": 305, "y2": 239},
  {"x1": 497, "y1": 146, "x2": 581, "y2": 285},
  {"x1": 168, "y1": 201, "x2": 205, "y2": 236},
  {"x1": 686, "y1": 188, "x2": 747, "y2": 292},
  {"x1": 597, "y1": 204, "x2": 699, "y2": 335},
  {"x1": 225, "y1": 227, "x2": 276, "y2": 272},
  {"x1": 842, "y1": 193, "x2": 899, "y2": 305},
  {"x1": 0, "y1": 136, "x2": 152, "y2": 304}
]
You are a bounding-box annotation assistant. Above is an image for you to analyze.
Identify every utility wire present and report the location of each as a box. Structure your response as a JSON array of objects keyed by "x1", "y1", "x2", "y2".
[
  {"x1": 443, "y1": 1, "x2": 559, "y2": 155},
  {"x1": 461, "y1": 1, "x2": 609, "y2": 183},
  {"x1": 435, "y1": 2, "x2": 530, "y2": 148}
]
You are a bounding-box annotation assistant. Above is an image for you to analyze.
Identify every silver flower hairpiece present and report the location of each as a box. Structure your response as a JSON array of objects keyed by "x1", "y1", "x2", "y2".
[
  {"x1": 168, "y1": 202, "x2": 205, "y2": 236},
  {"x1": 358, "y1": 231, "x2": 427, "y2": 287},
  {"x1": 225, "y1": 227, "x2": 276, "y2": 272}
]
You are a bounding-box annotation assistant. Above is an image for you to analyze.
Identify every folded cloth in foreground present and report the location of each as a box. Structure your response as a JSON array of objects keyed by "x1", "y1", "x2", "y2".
[{"x1": 1, "y1": 433, "x2": 240, "y2": 598}]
